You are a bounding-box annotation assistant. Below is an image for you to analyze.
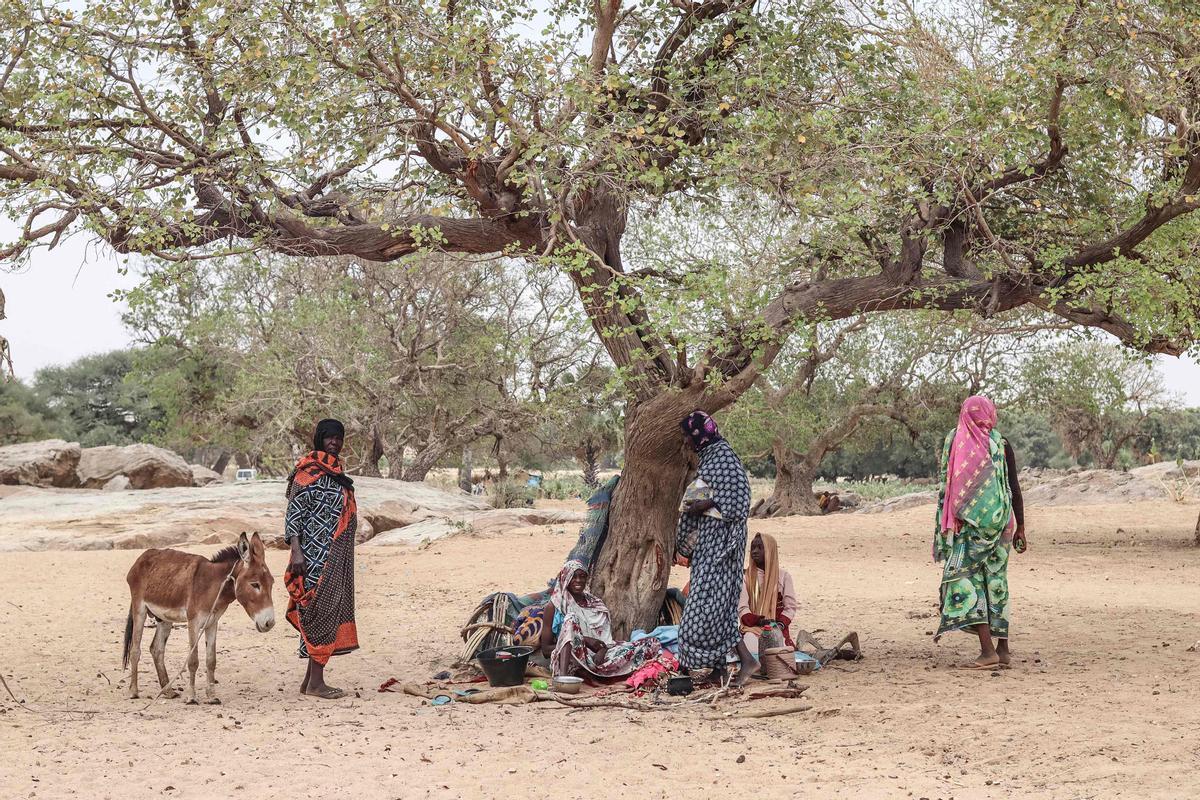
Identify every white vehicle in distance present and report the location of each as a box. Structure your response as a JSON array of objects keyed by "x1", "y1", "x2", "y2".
[{"x1": 234, "y1": 468, "x2": 258, "y2": 482}]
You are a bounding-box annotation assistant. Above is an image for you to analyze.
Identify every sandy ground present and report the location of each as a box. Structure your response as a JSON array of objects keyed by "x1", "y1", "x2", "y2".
[{"x1": 3, "y1": 500, "x2": 1199, "y2": 800}]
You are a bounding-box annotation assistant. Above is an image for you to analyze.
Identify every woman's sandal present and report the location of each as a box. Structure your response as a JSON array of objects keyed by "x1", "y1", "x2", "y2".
[{"x1": 307, "y1": 686, "x2": 347, "y2": 699}]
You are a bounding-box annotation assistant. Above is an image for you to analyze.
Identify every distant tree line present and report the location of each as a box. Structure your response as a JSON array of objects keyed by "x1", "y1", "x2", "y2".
[
  {"x1": 4, "y1": 340, "x2": 1197, "y2": 485},
  {"x1": 0, "y1": 350, "x2": 162, "y2": 447}
]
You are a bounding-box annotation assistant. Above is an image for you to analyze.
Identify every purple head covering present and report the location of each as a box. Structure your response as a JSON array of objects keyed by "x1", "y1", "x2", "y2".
[{"x1": 681, "y1": 410, "x2": 721, "y2": 451}]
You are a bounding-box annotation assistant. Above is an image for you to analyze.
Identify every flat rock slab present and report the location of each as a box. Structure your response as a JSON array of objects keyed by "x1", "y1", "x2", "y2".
[
  {"x1": 0, "y1": 476, "x2": 492, "y2": 552},
  {"x1": 857, "y1": 491, "x2": 937, "y2": 514},
  {"x1": 363, "y1": 508, "x2": 586, "y2": 546}
]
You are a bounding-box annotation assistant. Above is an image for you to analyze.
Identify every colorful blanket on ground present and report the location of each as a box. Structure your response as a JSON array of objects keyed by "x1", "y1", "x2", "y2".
[
  {"x1": 283, "y1": 451, "x2": 359, "y2": 665},
  {"x1": 625, "y1": 650, "x2": 680, "y2": 690},
  {"x1": 630, "y1": 625, "x2": 681, "y2": 654}
]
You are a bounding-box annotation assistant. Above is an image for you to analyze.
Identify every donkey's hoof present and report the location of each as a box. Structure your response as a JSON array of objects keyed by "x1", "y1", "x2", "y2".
[
  {"x1": 128, "y1": 691, "x2": 139, "y2": 700},
  {"x1": 160, "y1": 688, "x2": 179, "y2": 699},
  {"x1": 204, "y1": 697, "x2": 222, "y2": 705},
  {"x1": 185, "y1": 698, "x2": 198, "y2": 705}
]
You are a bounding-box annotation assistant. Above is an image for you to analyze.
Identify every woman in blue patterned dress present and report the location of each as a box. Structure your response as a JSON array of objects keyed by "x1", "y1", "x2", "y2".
[{"x1": 675, "y1": 410, "x2": 759, "y2": 687}]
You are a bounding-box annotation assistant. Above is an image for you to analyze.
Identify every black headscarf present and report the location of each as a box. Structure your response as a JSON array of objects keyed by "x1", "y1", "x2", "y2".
[
  {"x1": 313, "y1": 418, "x2": 345, "y2": 453},
  {"x1": 681, "y1": 410, "x2": 722, "y2": 451},
  {"x1": 285, "y1": 418, "x2": 353, "y2": 495}
]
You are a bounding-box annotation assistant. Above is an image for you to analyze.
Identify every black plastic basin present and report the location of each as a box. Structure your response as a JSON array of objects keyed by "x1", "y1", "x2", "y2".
[{"x1": 477, "y1": 646, "x2": 535, "y2": 688}]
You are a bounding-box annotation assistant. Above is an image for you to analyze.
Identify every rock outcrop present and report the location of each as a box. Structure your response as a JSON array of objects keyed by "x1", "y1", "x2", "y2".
[
  {"x1": 0, "y1": 476, "x2": 495, "y2": 552},
  {"x1": 189, "y1": 464, "x2": 223, "y2": 487},
  {"x1": 0, "y1": 440, "x2": 82, "y2": 487},
  {"x1": 856, "y1": 491, "x2": 937, "y2": 514},
  {"x1": 76, "y1": 444, "x2": 194, "y2": 490},
  {"x1": 102, "y1": 475, "x2": 132, "y2": 492}
]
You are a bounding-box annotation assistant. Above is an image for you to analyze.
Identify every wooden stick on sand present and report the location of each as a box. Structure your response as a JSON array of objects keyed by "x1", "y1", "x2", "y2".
[{"x1": 706, "y1": 701, "x2": 812, "y2": 720}]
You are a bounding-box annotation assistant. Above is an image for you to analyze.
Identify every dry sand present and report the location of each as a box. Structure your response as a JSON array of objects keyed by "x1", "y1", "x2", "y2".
[{"x1": 2, "y1": 500, "x2": 1199, "y2": 800}]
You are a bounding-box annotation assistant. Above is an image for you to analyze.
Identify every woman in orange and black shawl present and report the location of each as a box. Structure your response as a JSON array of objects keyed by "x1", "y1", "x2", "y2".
[{"x1": 284, "y1": 418, "x2": 359, "y2": 699}]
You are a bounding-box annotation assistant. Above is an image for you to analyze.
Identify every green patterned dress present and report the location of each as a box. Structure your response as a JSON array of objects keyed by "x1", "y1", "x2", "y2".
[{"x1": 933, "y1": 429, "x2": 1014, "y2": 641}]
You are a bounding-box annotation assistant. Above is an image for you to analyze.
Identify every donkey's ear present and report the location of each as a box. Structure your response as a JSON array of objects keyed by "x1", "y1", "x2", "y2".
[{"x1": 237, "y1": 532, "x2": 251, "y2": 562}]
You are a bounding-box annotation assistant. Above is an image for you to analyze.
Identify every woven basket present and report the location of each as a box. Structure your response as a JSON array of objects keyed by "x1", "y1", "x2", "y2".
[
  {"x1": 758, "y1": 626, "x2": 797, "y2": 680},
  {"x1": 761, "y1": 647, "x2": 798, "y2": 680}
]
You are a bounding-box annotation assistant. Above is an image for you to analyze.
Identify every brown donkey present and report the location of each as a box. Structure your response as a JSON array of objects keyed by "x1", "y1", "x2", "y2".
[{"x1": 123, "y1": 532, "x2": 275, "y2": 704}]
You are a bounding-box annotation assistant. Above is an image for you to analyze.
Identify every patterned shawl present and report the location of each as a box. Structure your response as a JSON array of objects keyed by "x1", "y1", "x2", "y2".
[
  {"x1": 549, "y1": 560, "x2": 613, "y2": 644},
  {"x1": 941, "y1": 396, "x2": 998, "y2": 534},
  {"x1": 287, "y1": 450, "x2": 356, "y2": 500}
]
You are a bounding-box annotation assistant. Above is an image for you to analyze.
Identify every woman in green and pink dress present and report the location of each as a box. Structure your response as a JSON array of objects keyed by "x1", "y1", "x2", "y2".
[{"x1": 934, "y1": 395, "x2": 1027, "y2": 669}]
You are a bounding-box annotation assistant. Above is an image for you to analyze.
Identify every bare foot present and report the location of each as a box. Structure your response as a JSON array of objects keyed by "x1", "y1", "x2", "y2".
[
  {"x1": 733, "y1": 660, "x2": 759, "y2": 688},
  {"x1": 959, "y1": 654, "x2": 1001, "y2": 670}
]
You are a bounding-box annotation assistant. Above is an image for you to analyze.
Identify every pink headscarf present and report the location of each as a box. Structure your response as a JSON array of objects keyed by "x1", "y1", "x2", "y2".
[{"x1": 939, "y1": 395, "x2": 1000, "y2": 535}]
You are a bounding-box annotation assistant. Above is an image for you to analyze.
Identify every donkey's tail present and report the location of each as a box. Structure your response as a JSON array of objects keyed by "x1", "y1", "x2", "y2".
[{"x1": 122, "y1": 609, "x2": 134, "y2": 669}]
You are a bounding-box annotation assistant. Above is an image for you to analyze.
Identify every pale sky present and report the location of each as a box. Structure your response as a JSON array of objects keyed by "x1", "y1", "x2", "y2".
[{"x1": 2, "y1": 230, "x2": 1200, "y2": 407}]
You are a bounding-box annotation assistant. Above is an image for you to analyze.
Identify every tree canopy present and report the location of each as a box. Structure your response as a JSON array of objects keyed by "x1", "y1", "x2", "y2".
[{"x1": 3, "y1": 0, "x2": 1199, "y2": 391}]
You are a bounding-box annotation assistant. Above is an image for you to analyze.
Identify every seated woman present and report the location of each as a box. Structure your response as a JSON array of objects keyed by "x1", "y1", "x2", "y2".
[
  {"x1": 534, "y1": 560, "x2": 663, "y2": 679},
  {"x1": 738, "y1": 533, "x2": 799, "y2": 661}
]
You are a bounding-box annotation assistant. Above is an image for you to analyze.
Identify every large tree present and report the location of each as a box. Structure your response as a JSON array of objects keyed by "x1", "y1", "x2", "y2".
[
  {"x1": 1024, "y1": 341, "x2": 1171, "y2": 469},
  {"x1": 3, "y1": 0, "x2": 1200, "y2": 632},
  {"x1": 32, "y1": 349, "x2": 164, "y2": 446}
]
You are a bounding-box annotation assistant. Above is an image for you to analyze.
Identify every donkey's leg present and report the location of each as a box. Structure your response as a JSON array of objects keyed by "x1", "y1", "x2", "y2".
[
  {"x1": 183, "y1": 617, "x2": 200, "y2": 705},
  {"x1": 127, "y1": 602, "x2": 148, "y2": 699},
  {"x1": 149, "y1": 620, "x2": 177, "y2": 699},
  {"x1": 203, "y1": 621, "x2": 221, "y2": 704}
]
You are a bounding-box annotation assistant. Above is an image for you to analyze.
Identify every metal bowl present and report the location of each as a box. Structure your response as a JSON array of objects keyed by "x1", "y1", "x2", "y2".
[{"x1": 552, "y1": 676, "x2": 584, "y2": 695}]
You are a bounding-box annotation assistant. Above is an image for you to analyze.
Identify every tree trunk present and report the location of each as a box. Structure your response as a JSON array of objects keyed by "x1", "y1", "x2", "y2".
[
  {"x1": 579, "y1": 441, "x2": 600, "y2": 488},
  {"x1": 359, "y1": 426, "x2": 384, "y2": 477},
  {"x1": 385, "y1": 443, "x2": 405, "y2": 480},
  {"x1": 591, "y1": 391, "x2": 699, "y2": 639},
  {"x1": 458, "y1": 446, "x2": 474, "y2": 493},
  {"x1": 210, "y1": 451, "x2": 231, "y2": 475},
  {"x1": 1095, "y1": 447, "x2": 1118, "y2": 471},
  {"x1": 752, "y1": 442, "x2": 823, "y2": 518},
  {"x1": 496, "y1": 437, "x2": 509, "y2": 482},
  {"x1": 401, "y1": 441, "x2": 447, "y2": 483}
]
